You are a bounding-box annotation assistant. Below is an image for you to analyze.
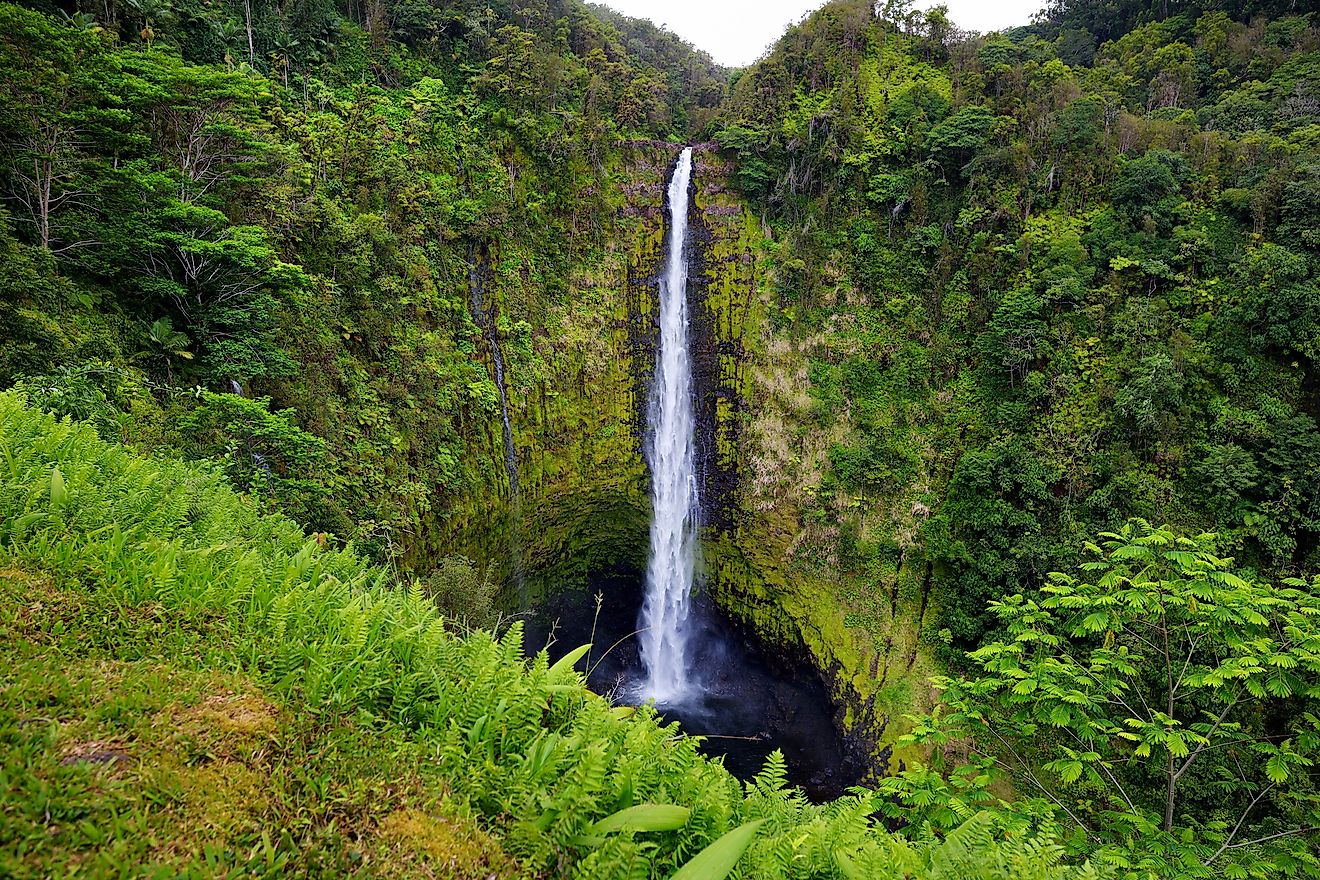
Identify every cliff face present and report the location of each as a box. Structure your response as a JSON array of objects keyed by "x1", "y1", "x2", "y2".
[
  {"x1": 430, "y1": 142, "x2": 930, "y2": 756},
  {"x1": 687, "y1": 148, "x2": 754, "y2": 536},
  {"x1": 409, "y1": 143, "x2": 663, "y2": 597},
  {"x1": 689, "y1": 147, "x2": 933, "y2": 758}
]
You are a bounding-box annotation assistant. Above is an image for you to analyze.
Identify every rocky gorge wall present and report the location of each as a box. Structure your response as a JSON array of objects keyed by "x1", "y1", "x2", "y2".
[
  {"x1": 430, "y1": 141, "x2": 935, "y2": 763},
  {"x1": 686, "y1": 147, "x2": 936, "y2": 765},
  {"x1": 409, "y1": 141, "x2": 671, "y2": 595}
]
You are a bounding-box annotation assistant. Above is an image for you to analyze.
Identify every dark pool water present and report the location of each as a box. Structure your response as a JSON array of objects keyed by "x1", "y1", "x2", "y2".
[{"x1": 520, "y1": 570, "x2": 870, "y2": 801}]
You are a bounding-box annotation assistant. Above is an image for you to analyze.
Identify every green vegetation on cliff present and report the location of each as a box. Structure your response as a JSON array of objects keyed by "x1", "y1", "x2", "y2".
[
  {"x1": 0, "y1": 0, "x2": 714, "y2": 580},
  {"x1": 709, "y1": 0, "x2": 1320, "y2": 739},
  {"x1": 684, "y1": 0, "x2": 1320, "y2": 873}
]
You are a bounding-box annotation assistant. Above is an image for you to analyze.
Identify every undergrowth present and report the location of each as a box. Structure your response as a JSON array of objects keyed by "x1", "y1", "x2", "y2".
[{"x1": 0, "y1": 392, "x2": 1105, "y2": 878}]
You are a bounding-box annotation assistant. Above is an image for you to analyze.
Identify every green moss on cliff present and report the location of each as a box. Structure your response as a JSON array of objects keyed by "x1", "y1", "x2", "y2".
[{"x1": 687, "y1": 147, "x2": 937, "y2": 756}]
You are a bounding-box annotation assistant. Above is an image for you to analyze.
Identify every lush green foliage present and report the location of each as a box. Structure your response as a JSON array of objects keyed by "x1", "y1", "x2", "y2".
[
  {"x1": 0, "y1": 394, "x2": 1102, "y2": 877},
  {"x1": 887, "y1": 521, "x2": 1320, "y2": 877},
  {"x1": 701, "y1": 5, "x2": 1320, "y2": 873},
  {"x1": 0, "y1": 0, "x2": 720, "y2": 569},
  {"x1": 714, "y1": 0, "x2": 1320, "y2": 655},
  {"x1": 4, "y1": 0, "x2": 1320, "y2": 876}
]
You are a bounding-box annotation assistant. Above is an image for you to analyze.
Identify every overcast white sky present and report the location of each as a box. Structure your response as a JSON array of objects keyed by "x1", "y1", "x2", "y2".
[{"x1": 598, "y1": 1, "x2": 1043, "y2": 67}]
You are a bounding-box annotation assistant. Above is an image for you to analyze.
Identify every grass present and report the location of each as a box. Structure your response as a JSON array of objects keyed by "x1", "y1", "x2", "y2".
[{"x1": 0, "y1": 566, "x2": 515, "y2": 879}]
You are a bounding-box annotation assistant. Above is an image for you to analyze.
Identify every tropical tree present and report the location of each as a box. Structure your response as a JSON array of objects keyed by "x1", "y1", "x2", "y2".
[
  {"x1": 139, "y1": 316, "x2": 192, "y2": 382},
  {"x1": 269, "y1": 32, "x2": 299, "y2": 85},
  {"x1": 138, "y1": 201, "x2": 301, "y2": 383},
  {"x1": 125, "y1": 0, "x2": 174, "y2": 47},
  {"x1": 118, "y1": 50, "x2": 269, "y2": 204},
  {"x1": 900, "y1": 521, "x2": 1320, "y2": 878},
  {"x1": 0, "y1": 5, "x2": 117, "y2": 253},
  {"x1": 1230, "y1": 244, "x2": 1320, "y2": 361}
]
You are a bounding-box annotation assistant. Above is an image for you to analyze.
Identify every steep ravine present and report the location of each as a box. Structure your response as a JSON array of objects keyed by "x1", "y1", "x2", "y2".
[{"x1": 433, "y1": 142, "x2": 935, "y2": 765}]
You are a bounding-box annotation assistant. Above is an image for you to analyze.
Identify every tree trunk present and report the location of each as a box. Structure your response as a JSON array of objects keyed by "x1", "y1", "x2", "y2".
[{"x1": 244, "y1": 0, "x2": 255, "y2": 64}]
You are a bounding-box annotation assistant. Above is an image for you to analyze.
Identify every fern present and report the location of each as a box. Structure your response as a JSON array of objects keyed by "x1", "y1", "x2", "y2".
[{"x1": 0, "y1": 394, "x2": 1117, "y2": 880}]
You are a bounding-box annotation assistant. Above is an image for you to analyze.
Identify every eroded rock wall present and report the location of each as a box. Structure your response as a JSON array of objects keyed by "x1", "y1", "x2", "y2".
[
  {"x1": 434, "y1": 141, "x2": 929, "y2": 759},
  {"x1": 425, "y1": 142, "x2": 676, "y2": 599},
  {"x1": 688, "y1": 145, "x2": 932, "y2": 761}
]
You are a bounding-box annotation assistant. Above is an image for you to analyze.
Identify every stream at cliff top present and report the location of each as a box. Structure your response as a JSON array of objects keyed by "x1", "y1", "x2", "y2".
[{"x1": 521, "y1": 571, "x2": 870, "y2": 802}]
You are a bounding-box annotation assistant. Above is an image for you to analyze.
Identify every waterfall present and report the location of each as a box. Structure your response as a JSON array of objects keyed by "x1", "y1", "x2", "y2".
[
  {"x1": 639, "y1": 147, "x2": 698, "y2": 704},
  {"x1": 466, "y1": 244, "x2": 525, "y2": 601}
]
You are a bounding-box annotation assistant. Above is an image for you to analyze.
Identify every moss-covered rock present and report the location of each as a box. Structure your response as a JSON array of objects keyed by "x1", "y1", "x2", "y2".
[
  {"x1": 686, "y1": 145, "x2": 937, "y2": 760},
  {"x1": 425, "y1": 142, "x2": 936, "y2": 761}
]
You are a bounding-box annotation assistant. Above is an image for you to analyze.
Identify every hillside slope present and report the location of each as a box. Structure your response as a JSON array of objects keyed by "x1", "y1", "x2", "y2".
[{"x1": 0, "y1": 394, "x2": 1100, "y2": 878}]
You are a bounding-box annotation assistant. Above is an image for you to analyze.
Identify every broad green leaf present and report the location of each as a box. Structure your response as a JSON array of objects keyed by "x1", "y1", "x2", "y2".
[
  {"x1": 667, "y1": 820, "x2": 764, "y2": 880},
  {"x1": 13, "y1": 511, "x2": 48, "y2": 533},
  {"x1": 49, "y1": 466, "x2": 66, "y2": 510},
  {"x1": 835, "y1": 850, "x2": 863, "y2": 880},
  {"x1": 547, "y1": 643, "x2": 592, "y2": 678},
  {"x1": 1079, "y1": 612, "x2": 1109, "y2": 632},
  {"x1": 590, "y1": 804, "x2": 690, "y2": 835},
  {"x1": 1163, "y1": 550, "x2": 1198, "y2": 567}
]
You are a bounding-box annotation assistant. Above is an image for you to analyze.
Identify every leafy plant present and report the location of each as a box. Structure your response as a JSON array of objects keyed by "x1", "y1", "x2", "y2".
[
  {"x1": 667, "y1": 820, "x2": 762, "y2": 880},
  {"x1": 902, "y1": 521, "x2": 1320, "y2": 877},
  {"x1": 0, "y1": 393, "x2": 1107, "y2": 878}
]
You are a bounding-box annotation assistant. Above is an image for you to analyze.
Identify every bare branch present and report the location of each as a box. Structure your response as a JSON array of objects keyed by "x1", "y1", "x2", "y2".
[{"x1": 1174, "y1": 690, "x2": 1243, "y2": 783}]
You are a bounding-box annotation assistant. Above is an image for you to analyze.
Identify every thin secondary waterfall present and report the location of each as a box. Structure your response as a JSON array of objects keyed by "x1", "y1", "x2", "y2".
[
  {"x1": 466, "y1": 243, "x2": 525, "y2": 601},
  {"x1": 639, "y1": 147, "x2": 698, "y2": 704}
]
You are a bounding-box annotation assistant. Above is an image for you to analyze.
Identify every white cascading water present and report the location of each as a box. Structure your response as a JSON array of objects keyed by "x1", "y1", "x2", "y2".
[{"x1": 639, "y1": 147, "x2": 698, "y2": 704}]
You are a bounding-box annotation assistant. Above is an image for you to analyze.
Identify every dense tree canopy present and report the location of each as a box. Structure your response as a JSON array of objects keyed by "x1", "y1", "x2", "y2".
[
  {"x1": 0, "y1": 0, "x2": 725, "y2": 555},
  {"x1": 893, "y1": 522, "x2": 1320, "y2": 877}
]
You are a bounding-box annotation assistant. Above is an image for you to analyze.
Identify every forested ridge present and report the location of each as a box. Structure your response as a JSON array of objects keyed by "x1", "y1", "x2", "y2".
[
  {"x1": 2, "y1": 0, "x2": 1320, "y2": 876},
  {"x1": 0, "y1": 0, "x2": 724, "y2": 569},
  {"x1": 710, "y1": 3, "x2": 1320, "y2": 872},
  {"x1": 719, "y1": 0, "x2": 1320, "y2": 647}
]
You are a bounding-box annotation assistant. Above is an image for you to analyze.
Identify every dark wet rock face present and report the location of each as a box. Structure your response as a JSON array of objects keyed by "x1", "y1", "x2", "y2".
[
  {"x1": 684, "y1": 152, "x2": 745, "y2": 536},
  {"x1": 522, "y1": 570, "x2": 871, "y2": 802}
]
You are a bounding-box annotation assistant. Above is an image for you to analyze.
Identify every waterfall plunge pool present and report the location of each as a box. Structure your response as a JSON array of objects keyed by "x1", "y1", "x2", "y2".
[
  {"x1": 521, "y1": 569, "x2": 871, "y2": 802},
  {"x1": 515, "y1": 150, "x2": 867, "y2": 802}
]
